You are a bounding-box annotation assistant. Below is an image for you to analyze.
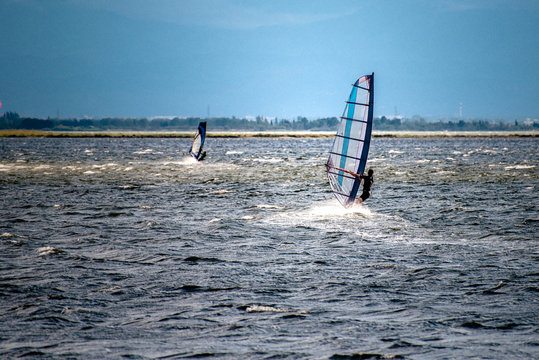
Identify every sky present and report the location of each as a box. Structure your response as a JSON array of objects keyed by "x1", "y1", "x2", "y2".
[{"x1": 1, "y1": 0, "x2": 538, "y2": 120}]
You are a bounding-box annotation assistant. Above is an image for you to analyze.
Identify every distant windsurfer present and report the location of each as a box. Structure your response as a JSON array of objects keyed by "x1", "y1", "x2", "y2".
[
  {"x1": 189, "y1": 121, "x2": 207, "y2": 161},
  {"x1": 329, "y1": 166, "x2": 374, "y2": 205}
]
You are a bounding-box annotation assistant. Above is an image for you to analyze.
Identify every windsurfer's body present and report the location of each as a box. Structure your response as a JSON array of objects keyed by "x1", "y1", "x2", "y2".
[
  {"x1": 355, "y1": 168, "x2": 374, "y2": 204},
  {"x1": 189, "y1": 149, "x2": 206, "y2": 161},
  {"x1": 330, "y1": 167, "x2": 374, "y2": 205}
]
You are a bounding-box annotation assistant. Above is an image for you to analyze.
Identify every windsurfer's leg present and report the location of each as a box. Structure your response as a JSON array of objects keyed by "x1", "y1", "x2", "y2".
[{"x1": 356, "y1": 192, "x2": 369, "y2": 205}]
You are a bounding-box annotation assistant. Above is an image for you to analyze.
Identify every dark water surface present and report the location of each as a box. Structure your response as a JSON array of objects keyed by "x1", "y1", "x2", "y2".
[{"x1": 1, "y1": 137, "x2": 538, "y2": 359}]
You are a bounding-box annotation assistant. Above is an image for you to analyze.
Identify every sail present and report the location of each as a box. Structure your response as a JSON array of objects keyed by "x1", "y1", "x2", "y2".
[
  {"x1": 189, "y1": 122, "x2": 207, "y2": 161},
  {"x1": 326, "y1": 73, "x2": 374, "y2": 208}
]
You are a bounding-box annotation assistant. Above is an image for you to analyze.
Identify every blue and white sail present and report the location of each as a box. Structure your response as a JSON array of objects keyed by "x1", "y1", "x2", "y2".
[
  {"x1": 189, "y1": 122, "x2": 207, "y2": 161},
  {"x1": 326, "y1": 73, "x2": 374, "y2": 208}
]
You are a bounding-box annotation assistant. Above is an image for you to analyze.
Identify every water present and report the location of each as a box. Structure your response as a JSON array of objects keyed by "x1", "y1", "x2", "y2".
[{"x1": 1, "y1": 136, "x2": 538, "y2": 359}]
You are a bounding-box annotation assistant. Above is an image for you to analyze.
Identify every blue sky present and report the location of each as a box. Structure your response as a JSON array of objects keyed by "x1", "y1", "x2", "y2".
[{"x1": 1, "y1": 0, "x2": 538, "y2": 119}]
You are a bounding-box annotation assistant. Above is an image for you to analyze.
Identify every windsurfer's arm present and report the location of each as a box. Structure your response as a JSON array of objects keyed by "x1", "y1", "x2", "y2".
[{"x1": 330, "y1": 166, "x2": 362, "y2": 179}]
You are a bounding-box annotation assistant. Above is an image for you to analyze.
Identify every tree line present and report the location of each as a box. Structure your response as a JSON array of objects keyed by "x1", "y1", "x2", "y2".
[{"x1": 0, "y1": 112, "x2": 537, "y2": 131}]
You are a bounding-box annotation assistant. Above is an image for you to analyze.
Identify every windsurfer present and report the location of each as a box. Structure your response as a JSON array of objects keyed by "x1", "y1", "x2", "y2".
[
  {"x1": 355, "y1": 168, "x2": 374, "y2": 204},
  {"x1": 328, "y1": 166, "x2": 374, "y2": 204},
  {"x1": 326, "y1": 74, "x2": 374, "y2": 209},
  {"x1": 198, "y1": 151, "x2": 207, "y2": 161}
]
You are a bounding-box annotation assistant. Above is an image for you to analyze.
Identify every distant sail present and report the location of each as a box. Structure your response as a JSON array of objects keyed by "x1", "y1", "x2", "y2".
[
  {"x1": 189, "y1": 122, "x2": 207, "y2": 161},
  {"x1": 326, "y1": 73, "x2": 374, "y2": 208}
]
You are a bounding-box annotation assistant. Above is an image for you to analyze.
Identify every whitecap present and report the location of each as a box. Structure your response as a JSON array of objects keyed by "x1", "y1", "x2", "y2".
[
  {"x1": 133, "y1": 149, "x2": 154, "y2": 154},
  {"x1": 212, "y1": 190, "x2": 236, "y2": 194},
  {"x1": 252, "y1": 158, "x2": 283, "y2": 163},
  {"x1": 256, "y1": 204, "x2": 282, "y2": 209},
  {"x1": 0, "y1": 164, "x2": 14, "y2": 172},
  {"x1": 177, "y1": 157, "x2": 199, "y2": 165},
  {"x1": 2, "y1": 232, "x2": 27, "y2": 238},
  {"x1": 95, "y1": 286, "x2": 122, "y2": 293},
  {"x1": 119, "y1": 185, "x2": 138, "y2": 189},
  {"x1": 505, "y1": 165, "x2": 535, "y2": 170},
  {"x1": 62, "y1": 165, "x2": 81, "y2": 171},
  {"x1": 37, "y1": 246, "x2": 65, "y2": 256},
  {"x1": 246, "y1": 305, "x2": 289, "y2": 313}
]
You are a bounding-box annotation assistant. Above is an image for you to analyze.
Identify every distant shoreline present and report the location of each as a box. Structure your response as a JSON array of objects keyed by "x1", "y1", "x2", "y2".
[{"x1": 0, "y1": 130, "x2": 537, "y2": 138}]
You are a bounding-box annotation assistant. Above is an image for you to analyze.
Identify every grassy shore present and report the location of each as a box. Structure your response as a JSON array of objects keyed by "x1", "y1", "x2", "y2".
[{"x1": 0, "y1": 129, "x2": 537, "y2": 138}]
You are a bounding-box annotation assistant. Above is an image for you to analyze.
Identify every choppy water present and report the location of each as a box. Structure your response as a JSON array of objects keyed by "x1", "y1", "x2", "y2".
[{"x1": 1, "y1": 136, "x2": 538, "y2": 359}]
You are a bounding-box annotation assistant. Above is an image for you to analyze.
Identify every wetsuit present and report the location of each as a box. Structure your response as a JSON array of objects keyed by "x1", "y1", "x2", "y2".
[{"x1": 359, "y1": 174, "x2": 373, "y2": 201}]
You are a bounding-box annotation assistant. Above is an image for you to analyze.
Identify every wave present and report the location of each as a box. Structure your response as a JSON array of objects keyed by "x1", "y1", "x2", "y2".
[
  {"x1": 245, "y1": 305, "x2": 289, "y2": 313},
  {"x1": 36, "y1": 246, "x2": 65, "y2": 256},
  {"x1": 504, "y1": 165, "x2": 535, "y2": 170},
  {"x1": 133, "y1": 148, "x2": 161, "y2": 154},
  {"x1": 251, "y1": 158, "x2": 283, "y2": 163},
  {"x1": 212, "y1": 190, "x2": 236, "y2": 194},
  {"x1": 255, "y1": 204, "x2": 283, "y2": 209},
  {"x1": 2, "y1": 232, "x2": 27, "y2": 238}
]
